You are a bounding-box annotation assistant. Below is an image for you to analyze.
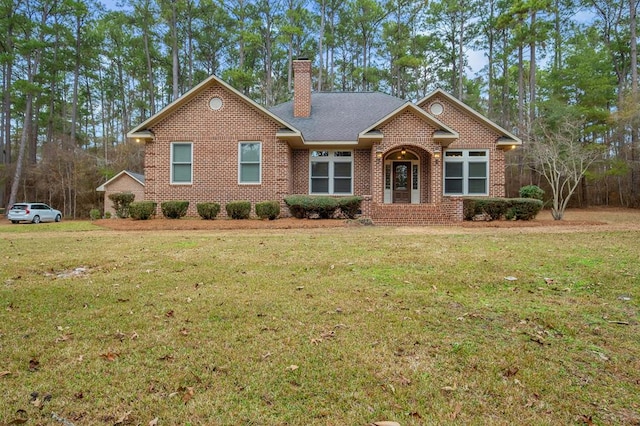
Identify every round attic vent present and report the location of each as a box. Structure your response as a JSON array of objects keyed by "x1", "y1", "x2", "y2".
[
  {"x1": 209, "y1": 97, "x2": 223, "y2": 110},
  {"x1": 430, "y1": 102, "x2": 444, "y2": 115}
]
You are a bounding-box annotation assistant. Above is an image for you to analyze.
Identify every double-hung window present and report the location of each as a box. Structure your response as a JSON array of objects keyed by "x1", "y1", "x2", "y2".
[
  {"x1": 310, "y1": 150, "x2": 353, "y2": 195},
  {"x1": 239, "y1": 142, "x2": 262, "y2": 184},
  {"x1": 444, "y1": 150, "x2": 488, "y2": 195},
  {"x1": 171, "y1": 142, "x2": 193, "y2": 184}
]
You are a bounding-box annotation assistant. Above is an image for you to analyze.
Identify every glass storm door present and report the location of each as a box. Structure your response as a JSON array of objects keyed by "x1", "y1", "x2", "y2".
[{"x1": 392, "y1": 162, "x2": 411, "y2": 203}]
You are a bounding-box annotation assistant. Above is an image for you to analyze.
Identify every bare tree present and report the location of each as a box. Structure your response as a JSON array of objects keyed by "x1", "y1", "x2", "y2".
[{"x1": 528, "y1": 117, "x2": 603, "y2": 220}]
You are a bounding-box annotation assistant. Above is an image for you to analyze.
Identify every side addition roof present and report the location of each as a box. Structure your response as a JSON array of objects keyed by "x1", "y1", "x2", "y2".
[{"x1": 96, "y1": 170, "x2": 145, "y2": 192}]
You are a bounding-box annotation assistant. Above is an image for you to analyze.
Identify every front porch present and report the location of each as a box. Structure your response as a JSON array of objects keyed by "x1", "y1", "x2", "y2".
[{"x1": 360, "y1": 196, "x2": 464, "y2": 226}]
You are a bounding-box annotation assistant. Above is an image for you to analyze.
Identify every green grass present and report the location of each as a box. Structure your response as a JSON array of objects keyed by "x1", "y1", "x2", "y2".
[{"x1": 0, "y1": 224, "x2": 638, "y2": 425}]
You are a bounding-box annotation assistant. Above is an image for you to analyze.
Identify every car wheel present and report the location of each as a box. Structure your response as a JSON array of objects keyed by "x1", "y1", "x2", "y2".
[
  {"x1": 55, "y1": 214, "x2": 61, "y2": 222},
  {"x1": 11, "y1": 220, "x2": 18, "y2": 224},
  {"x1": 32, "y1": 215, "x2": 41, "y2": 224}
]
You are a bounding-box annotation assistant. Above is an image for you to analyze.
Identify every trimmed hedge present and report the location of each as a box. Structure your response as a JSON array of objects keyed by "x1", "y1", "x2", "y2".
[
  {"x1": 108, "y1": 192, "x2": 135, "y2": 218},
  {"x1": 90, "y1": 209, "x2": 101, "y2": 220},
  {"x1": 197, "y1": 202, "x2": 221, "y2": 220},
  {"x1": 161, "y1": 201, "x2": 189, "y2": 219},
  {"x1": 337, "y1": 196, "x2": 363, "y2": 219},
  {"x1": 255, "y1": 201, "x2": 280, "y2": 220},
  {"x1": 284, "y1": 195, "x2": 362, "y2": 219},
  {"x1": 463, "y1": 197, "x2": 511, "y2": 220},
  {"x1": 463, "y1": 197, "x2": 543, "y2": 221},
  {"x1": 226, "y1": 201, "x2": 251, "y2": 219},
  {"x1": 507, "y1": 198, "x2": 543, "y2": 221},
  {"x1": 129, "y1": 201, "x2": 157, "y2": 220}
]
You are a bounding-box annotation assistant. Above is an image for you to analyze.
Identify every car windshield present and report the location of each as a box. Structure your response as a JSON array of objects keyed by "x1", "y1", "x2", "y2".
[{"x1": 11, "y1": 205, "x2": 28, "y2": 210}]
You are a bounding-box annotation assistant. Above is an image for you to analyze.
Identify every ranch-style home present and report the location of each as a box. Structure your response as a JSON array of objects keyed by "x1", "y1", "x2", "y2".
[{"x1": 127, "y1": 59, "x2": 521, "y2": 225}]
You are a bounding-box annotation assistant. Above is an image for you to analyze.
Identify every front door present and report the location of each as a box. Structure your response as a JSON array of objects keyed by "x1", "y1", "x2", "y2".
[{"x1": 392, "y1": 162, "x2": 411, "y2": 203}]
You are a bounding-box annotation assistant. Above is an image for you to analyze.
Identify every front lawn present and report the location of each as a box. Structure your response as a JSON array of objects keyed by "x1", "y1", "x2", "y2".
[{"x1": 0, "y1": 224, "x2": 638, "y2": 425}]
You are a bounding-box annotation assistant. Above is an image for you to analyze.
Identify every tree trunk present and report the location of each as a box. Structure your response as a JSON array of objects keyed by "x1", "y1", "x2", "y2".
[{"x1": 630, "y1": 0, "x2": 639, "y2": 206}]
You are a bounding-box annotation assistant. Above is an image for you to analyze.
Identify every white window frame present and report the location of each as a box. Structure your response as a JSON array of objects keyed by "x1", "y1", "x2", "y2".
[
  {"x1": 238, "y1": 142, "x2": 262, "y2": 184},
  {"x1": 443, "y1": 150, "x2": 489, "y2": 195},
  {"x1": 309, "y1": 150, "x2": 353, "y2": 195},
  {"x1": 171, "y1": 142, "x2": 193, "y2": 184}
]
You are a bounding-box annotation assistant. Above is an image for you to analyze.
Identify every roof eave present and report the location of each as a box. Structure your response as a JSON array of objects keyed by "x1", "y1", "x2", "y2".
[{"x1": 496, "y1": 136, "x2": 523, "y2": 151}]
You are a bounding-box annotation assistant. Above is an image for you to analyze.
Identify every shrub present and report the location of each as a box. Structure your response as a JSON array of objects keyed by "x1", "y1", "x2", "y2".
[
  {"x1": 255, "y1": 201, "x2": 280, "y2": 220},
  {"x1": 226, "y1": 201, "x2": 251, "y2": 219},
  {"x1": 129, "y1": 201, "x2": 157, "y2": 220},
  {"x1": 519, "y1": 185, "x2": 545, "y2": 201},
  {"x1": 108, "y1": 192, "x2": 135, "y2": 218},
  {"x1": 104, "y1": 212, "x2": 112, "y2": 219},
  {"x1": 284, "y1": 195, "x2": 311, "y2": 219},
  {"x1": 337, "y1": 196, "x2": 363, "y2": 219},
  {"x1": 197, "y1": 202, "x2": 221, "y2": 220},
  {"x1": 284, "y1": 195, "x2": 341, "y2": 219},
  {"x1": 463, "y1": 198, "x2": 511, "y2": 220},
  {"x1": 89, "y1": 209, "x2": 101, "y2": 221},
  {"x1": 464, "y1": 197, "x2": 510, "y2": 220},
  {"x1": 161, "y1": 201, "x2": 189, "y2": 219},
  {"x1": 508, "y1": 198, "x2": 543, "y2": 221},
  {"x1": 463, "y1": 198, "x2": 478, "y2": 220}
]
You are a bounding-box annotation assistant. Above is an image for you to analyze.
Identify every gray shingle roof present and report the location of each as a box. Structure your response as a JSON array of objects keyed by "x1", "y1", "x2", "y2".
[{"x1": 269, "y1": 92, "x2": 407, "y2": 141}]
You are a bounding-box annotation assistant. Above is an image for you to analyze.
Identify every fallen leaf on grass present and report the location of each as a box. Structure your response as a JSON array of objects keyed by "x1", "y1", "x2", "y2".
[
  {"x1": 100, "y1": 352, "x2": 119, "y2": 361},
  {"x1": 286, "y1": 365, "x2": 299, "y2": 371},
  {"x1": 450, "y1": 402, "x2": 462, "y2": 420},
  {"x1": 28, "y1": 359, "x2": 40, "y2": 371},
  {"x1": 149, "y1": 417, "x2": 159, "y2": 426},
  {"x1": 0, "y1": 370, "x2": 11, "y2": 377},
  {"x1": 55, "y1": 334, "x2": 72, "y2": 343},
  {"x1": 180, "y1": 328, "x2": 189, "y2": 335},
  {"x1": 114, "y1": 410, "x2": 131, "y2": 425},
  {"x1": 130, "y1": 332, "x2": 139, "y2": 340},
  {"x1": 372, "y1": 421, "x2": 401, "y2": 426},
  {"x1": 182, "y1": 387, "x2": 194, "y2": 404},
  {"x1": 165, "y1": 310, "x2": 175, "y2": 318}
]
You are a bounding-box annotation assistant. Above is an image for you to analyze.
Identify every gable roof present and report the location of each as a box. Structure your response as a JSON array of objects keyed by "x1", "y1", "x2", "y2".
[
  {"x1": 96, "y1": 170, "x2": 145, "y2": 192},
  {"x1": 417, "y1": 89, "x2": 522, "y2": 147},
  {"x1": 127, "y1": 75, "x2": 301, "y2": 141},
  {"x1": 359, "y1": 103, "x2": 459, "y2": 146},
  {"x1": 269, "y1": 92, "x2": 406, "y2": 142}
]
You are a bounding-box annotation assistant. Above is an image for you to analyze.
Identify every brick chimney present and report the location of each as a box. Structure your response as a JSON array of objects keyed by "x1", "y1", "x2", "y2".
[{"x1": 293, "y1": 59, "x2": 312, "y2": 118}]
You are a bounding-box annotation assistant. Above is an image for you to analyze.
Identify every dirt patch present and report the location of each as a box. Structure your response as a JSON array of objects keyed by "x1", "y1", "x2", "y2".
[{"x1": 92, "y1": 207, "x2": 640, "y2": 232}]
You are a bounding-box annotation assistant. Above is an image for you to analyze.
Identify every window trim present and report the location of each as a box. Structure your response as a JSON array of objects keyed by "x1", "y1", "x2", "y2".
[
  {"x1": 238, "y1": 141, "x2": 262, "y2": 185},
  {"x1": 170, "y1": 142, "x2": 193, "y2": 185},
  {"x1": 443, "y1": 149, "x2": 489, "y2": 196},
  {"x1": 309, "y1": 150, "x2": 354, "y2": 195}
]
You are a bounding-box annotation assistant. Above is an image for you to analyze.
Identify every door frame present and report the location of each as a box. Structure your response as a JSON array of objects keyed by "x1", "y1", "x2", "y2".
[{"x1": 383, "y1": 155, "x2": 420, "y2": 204}]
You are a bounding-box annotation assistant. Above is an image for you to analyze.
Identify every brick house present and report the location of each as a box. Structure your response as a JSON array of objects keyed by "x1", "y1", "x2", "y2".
[
  {"x1": 127, "y1": 59, "x2": 521, "y2": 225},
  {"x1": 96, "y1": 170, "x2": 145, "y2": 216}
]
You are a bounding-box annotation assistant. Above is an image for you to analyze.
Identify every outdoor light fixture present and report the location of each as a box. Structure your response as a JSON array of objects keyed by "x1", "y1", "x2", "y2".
[
  {"x1": 433, "y1": 151, "x2": 441, "y2": 159},
  {"x1": 375, "y1": 147, "x2": 383, "y2": 158},
  {"x1": 401, "y1": 147, "x2": 407, "y2": 155}
]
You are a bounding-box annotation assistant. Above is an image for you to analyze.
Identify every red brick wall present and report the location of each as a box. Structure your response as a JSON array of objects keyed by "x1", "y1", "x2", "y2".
[
  {"x1": 145, "y1": 84, "x2": 290, "y2": 218},
  {"x1": 418, "y1": 95, "x2": 506, "y2": 197},
  {"x1": 293, "y1": 60, "x2": 311, "y2": 118}
]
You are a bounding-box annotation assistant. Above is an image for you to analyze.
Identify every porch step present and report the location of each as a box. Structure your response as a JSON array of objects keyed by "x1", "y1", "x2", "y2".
[{"x1": 370, "y1": 203, "x2": 458, "y2": 226}]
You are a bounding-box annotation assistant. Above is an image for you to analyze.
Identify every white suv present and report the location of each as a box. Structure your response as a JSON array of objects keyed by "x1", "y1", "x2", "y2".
[{"x1": 7, "y1": 203, "x2": 62, "y2": 224}]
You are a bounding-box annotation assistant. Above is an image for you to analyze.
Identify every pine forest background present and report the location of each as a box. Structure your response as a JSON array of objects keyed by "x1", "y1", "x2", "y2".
[{"x1": 1, "y1": 0, "x2": 639, "y2": 218}]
